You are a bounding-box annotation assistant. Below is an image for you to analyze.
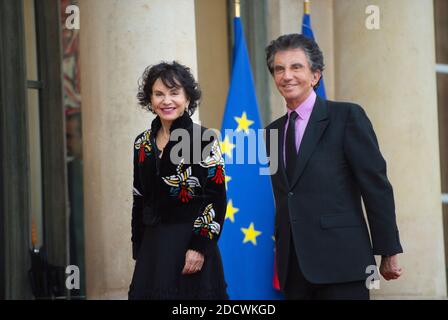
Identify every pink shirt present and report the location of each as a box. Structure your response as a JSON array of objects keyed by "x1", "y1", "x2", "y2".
[{"x1": 283, "y1": 90, "x2": 317, "y2": 167}]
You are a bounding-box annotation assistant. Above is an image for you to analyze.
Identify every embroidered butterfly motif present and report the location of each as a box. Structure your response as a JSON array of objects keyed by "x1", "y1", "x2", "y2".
[
  {"x1": 200, "y1": 140, "x2": 225, "y2": 184},
  {"x1": 162, "y1": 160, "x2": 201, "y2": 203},
  {"x1": 193, "y1": 203, "x2": 221, "y2": 239},
  {"x1": 134, "y1": 130, "x2": 152, "y2": 163}
]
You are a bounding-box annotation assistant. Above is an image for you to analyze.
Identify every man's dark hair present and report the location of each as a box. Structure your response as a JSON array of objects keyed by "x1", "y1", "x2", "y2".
[
  {"x1": 137, "y1": 61, "x2": 201, "y2": 116},
  {"x1": 265, "y1": 34, "x2": 325, "y2": 89}
]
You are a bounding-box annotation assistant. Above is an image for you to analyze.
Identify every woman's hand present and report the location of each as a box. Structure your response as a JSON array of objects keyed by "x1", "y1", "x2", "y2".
[{"x1": 181, "y1": 249, "x2": 204, "y2": 275}]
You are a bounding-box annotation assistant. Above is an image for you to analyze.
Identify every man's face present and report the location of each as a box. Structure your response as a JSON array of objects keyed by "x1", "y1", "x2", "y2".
[{"x1": 272, "y1": 48, "x2": 321, "y2": 109}]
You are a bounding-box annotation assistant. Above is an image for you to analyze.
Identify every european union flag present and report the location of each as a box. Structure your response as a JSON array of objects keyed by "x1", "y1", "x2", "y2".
[
  {"x1": 218, "y1": 17, "x2": 283, "y2": 300},
  {"x1": 302, "y1": 8, "x2": 327, "y2": 99}
]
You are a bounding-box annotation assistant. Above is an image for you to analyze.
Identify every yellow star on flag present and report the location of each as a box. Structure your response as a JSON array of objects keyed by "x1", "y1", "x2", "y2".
[
  {"x1": 234, "y1": 111, "x2": 254, "y2": 134},
  {"x1": 241, "y1": 222, "x2": 262, "y2": 245},
  {"x1": 225, "y1": 175, "x2": 232, "y2": 190},
  {"x1": 220, "y1": 136, "x2": 235, "y2": 158},
  {"x1": 226, "y1": 199, "x2": 239, "y2": 223}
]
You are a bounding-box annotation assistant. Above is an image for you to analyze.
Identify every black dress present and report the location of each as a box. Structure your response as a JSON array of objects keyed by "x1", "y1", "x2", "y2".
[{"x1": 128, "y1": 113, "x2": 228, "y2": 299}]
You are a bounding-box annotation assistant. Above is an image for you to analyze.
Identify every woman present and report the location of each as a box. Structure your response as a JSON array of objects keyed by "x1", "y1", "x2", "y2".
[{"x1": 128, "y1": 61, "x2": 228, "y2": 299}]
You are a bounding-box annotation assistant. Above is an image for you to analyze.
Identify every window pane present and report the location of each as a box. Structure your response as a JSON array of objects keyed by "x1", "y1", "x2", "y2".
[
  {"x1": 27, "y1": 89, "x2": 43, "y2": 249},
  {"x1": 24, "y1": 0, "x2": 39, "y2": 81},
  {"x1": 438, "y1": 73, "x2": 448, "y2": 194},
  {"x1": 434, "y1": 0, "x2": 448, "y2": 64}
]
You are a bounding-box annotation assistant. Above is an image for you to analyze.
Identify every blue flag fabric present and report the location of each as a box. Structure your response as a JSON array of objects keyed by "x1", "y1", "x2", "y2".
[
  {"x1": 302, "y1": 13, "x2": 327, "y2": 99},
  {"x1": 218, "y1": 17, "x2": 283, "y2": 300}
]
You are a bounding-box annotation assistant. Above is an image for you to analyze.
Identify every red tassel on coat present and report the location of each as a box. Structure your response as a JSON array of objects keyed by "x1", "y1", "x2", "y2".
[{"x1": 139, "y1": 145, "x2": 145, "y2": 163}]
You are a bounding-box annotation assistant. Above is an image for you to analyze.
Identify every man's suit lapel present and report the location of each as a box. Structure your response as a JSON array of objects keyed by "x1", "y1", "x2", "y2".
[
  {"x1": 288, "y1": 96, "x2": 329, "y2": 190},
  {"x1": 277, "y1": 115, "x2": 289, "y2": 188}
]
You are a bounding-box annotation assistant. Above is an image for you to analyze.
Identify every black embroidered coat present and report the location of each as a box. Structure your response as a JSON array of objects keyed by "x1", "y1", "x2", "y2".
[{"x1": 128, "y1": 112, "x2": 228, "y2": 299}]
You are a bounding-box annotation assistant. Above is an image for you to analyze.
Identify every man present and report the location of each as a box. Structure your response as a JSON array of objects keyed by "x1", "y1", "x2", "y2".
[{"x1": 264, "y1": 34, "x2": 403, "y2": 300}]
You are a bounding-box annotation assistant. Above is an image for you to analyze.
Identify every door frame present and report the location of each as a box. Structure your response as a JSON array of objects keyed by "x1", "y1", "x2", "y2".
[
  {"x1": 0, "y1": 0, "x2": 32, "y2": 300},
  {"x1": 0, "y1": 0, "x2": 67, "y2": 299}
]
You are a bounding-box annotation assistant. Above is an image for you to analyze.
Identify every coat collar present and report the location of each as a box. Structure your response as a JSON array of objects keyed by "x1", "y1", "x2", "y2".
[
  {"x1": 150, "y1": 111, "x2": 193, "y2": 135},
  {"x1": 148, "y1": 112, "x2": 194, "y2": 170}
]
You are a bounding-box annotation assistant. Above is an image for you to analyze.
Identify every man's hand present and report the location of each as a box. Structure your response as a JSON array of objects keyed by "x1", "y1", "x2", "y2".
[
  {"x1": 380, "y1": 254, "x2": 403, "y2": 280},
  {"x1": 181, "y1": 249, "x2": 204, "y2": 275}
]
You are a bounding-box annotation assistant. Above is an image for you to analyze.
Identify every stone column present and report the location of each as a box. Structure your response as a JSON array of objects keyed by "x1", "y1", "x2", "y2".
[
  {"x1": 334, "y1": 0, "x2": 446, "y2": 298},
  {"x1": 79, "y1": 0, "x2": 198, "y2": 299}
]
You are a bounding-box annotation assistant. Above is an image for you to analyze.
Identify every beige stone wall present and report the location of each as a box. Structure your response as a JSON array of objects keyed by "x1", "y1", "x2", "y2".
[
  {"x1": 334, "y1": 0, "x2": 446, "y2": 298},
  {"x1": 194, "y1": 0, "x2": 230, "y2": 130},
  {"x1": 79, "y1": 0, "x2": 198, "y2": 299}
]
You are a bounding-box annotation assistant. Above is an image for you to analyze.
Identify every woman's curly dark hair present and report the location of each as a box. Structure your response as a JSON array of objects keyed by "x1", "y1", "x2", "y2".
[{"x1": 137, "y1": 61, "x2": 201, "y2": 116}]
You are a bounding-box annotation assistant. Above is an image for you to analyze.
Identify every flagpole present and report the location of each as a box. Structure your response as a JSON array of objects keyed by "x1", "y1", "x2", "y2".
[
  {"x1": 304, "y1": 0, "x2": 310, "y2": 14},
  {"x1": 235, "y1": 0, "x2": 240, "y2": 18}
]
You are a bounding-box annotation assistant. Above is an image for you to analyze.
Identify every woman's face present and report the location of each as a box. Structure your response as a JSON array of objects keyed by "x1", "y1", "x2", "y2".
[{"x1": 150, "y1": 78, "x2": 189, "y2": 124}]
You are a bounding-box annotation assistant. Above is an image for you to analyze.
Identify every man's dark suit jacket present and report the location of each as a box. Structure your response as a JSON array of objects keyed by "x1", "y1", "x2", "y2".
[{"x1": 265, "y1": 96, "x2": 403, "y2": 289}]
